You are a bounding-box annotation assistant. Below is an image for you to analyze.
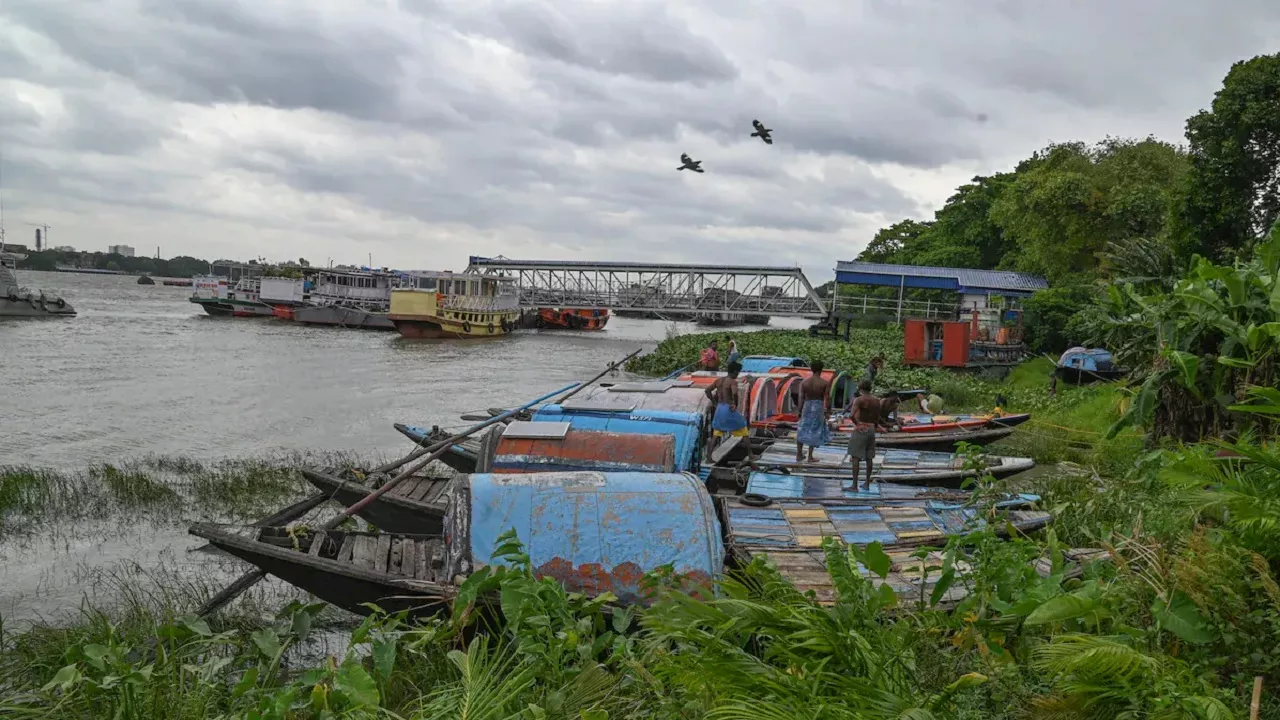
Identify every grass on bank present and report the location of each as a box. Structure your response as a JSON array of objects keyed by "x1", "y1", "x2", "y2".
[{"x1": 0, "y1": 453, "x2": 365, "y2": 538}]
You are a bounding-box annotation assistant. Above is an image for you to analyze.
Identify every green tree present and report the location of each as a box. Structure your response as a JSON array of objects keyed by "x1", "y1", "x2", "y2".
[
  {"x1": 856, "y1": 219, "x2": 932, "y2": 264},
  {"x1": 1173, "y1": 53, "x2": 1280, "y2": 262},
  {"x1": 990, "y1": 138, "x2": 1188, "y2": 284},
  {"x1": 916, "y1": 173, "x2": 1016, "y2": 269}
]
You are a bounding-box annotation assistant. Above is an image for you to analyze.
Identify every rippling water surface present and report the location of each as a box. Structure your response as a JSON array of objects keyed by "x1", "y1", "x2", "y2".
[{"x1": 1, "y1": 269, "x2": 808, "y2": 622}]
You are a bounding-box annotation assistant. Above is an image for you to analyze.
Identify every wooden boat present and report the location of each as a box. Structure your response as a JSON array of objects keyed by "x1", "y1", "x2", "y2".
[
  {"x1": 137, "y1": 274, "x2": 155, "y2": 285},
  {"x1": 1056, "y1": 347, "x2": 1127, "y2": 384},
  {"x1": 582, "y1": 380, "x2": 714, "y2": 418},
  {"x1": 396, "y1": 414, "x2": 1030, "y2": 487},
  {"x1": 752, "y1": 442, "x2": 1035, "y2": 488},
  {"x1": 741, "y1": 470, "x2": 1042, "y2": 505},
  {"x1": 754, "y1": 417, "x2": 1018, "y2": 453},
  {"x1": 301, "y1": 468, "x2": 454, "y2": 534},
  {"x1": 537, "y1": 308, "x2": 609, "y2": 330},
  {"x1": 193, "y1": 471, "x2": 1083, "y2": 619},
  {"x1": 190, "y1": 524, "x2": 455, "y2": 617},
  {"x1": 191, "y1": 471, "x2": 723, "y2": 617},
  {"x1": 389, "y1": 271, "x2": 521, "y2": 339},
  {"x1": 393, "y1": 423, "x2": 485, "y2": 473}
]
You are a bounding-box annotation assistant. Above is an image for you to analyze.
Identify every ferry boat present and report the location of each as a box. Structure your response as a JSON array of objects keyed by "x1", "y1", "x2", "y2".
[
  {"x1": 286, "y1": 267, "x2": 403, "y2": 330},
  {"x1": 389, "y1": 271, "x2": 520, "y2": 338},
  {"x1": 537, "y1": 307, "x2": 609, "y2": 330},
  {"x1": 189, "y1": 262, "x2": 273, "y2": 317}
]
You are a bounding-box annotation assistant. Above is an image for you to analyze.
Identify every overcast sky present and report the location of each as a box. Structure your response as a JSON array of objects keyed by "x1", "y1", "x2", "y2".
[{"x1": 2, "y1": 0, "x2": 1278, "y2": 279}]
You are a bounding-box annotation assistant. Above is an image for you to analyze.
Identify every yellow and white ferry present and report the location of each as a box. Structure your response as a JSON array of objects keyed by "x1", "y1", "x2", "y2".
[{"x1": 388, "y1": 271, "x2": 521, "y2": 338}]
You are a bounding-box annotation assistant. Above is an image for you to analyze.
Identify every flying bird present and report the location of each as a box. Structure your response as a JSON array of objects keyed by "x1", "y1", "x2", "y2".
[
  {"x1": 751, "y1": 119, "x2": 773, "y2": 145},
  {"x1": 677, "y1": 153, "x2": 704, "y2": 173}
]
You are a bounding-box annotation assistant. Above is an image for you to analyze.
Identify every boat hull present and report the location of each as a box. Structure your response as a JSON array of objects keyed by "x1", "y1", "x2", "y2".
[
  {"x1": 1055, "y1": 367, "x2": 1127, "y2": 384},
  {"x1": 536, "y1": 308, "x2": 610, "y2": 330},
  {"x1": 293, "y1": 305, "x2": 396, "y2": 330},
  {"x1": 0, "y1": 296, "x2": 76, "y2": 317},
  {"x1": 189, "y1": 525, "x2": 451, "y2": 618},
  {"x1": 752, "y1": 442, "x2": 1035, "y2": 488},
  {"x1": 301, "y1": 469, "x2": 451, "y2": 534},
  {"x1": 393, "y1": 424, "x2": 479, "y2": 473},
  {"x1": 190, "y1": 297, "x2": 274, "y2": 317},
  {"x1": 390, "y1": 315, "x2": 514, "y2": 339}
]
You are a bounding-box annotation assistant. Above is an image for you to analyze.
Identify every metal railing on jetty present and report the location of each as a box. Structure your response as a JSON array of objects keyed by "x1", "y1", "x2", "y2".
[
  {"x1": 829, "y1": 293, "x2": 956, "y2": 321},
  {"x1": 464, "y1": 257, "x2": 829, "y2": 318}
]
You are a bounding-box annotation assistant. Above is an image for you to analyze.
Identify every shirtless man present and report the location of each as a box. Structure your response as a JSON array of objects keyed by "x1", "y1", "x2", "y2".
[
  {"x1": 846, "y1": 380, "x2": 881, "y2": 489},
  {"x1": 878, "y1": 394, "x2": 901, "y2": 431},
  {"x1": 794, "y1": 360, "x2": 831, "y2": 463},
  {"x1": 705, "y1": 361, "x2": 748, "y2": 458}
]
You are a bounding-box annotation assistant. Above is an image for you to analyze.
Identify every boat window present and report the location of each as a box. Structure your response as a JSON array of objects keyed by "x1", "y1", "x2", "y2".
[{"x1": 417, "y1": 277, "x2": 436, "y2": 291}]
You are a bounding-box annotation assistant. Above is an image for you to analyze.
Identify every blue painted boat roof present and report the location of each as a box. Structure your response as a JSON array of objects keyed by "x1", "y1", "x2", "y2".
[
  {"x1": 834, "y1": 261, "x2": 1048, "y2": 296},
  {"x1": 532, "y1": 405, "x2": 704, "y2": 472},
  {"x1": 738, "y1": 356, "x2": 805, "y2": 373},
  {"x1": 464, "y1": 471, "x2": 723, "y2": 598}
]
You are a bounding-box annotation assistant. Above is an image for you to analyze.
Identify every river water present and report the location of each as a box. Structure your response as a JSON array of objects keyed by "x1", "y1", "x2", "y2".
[{"x1": 1, "y1": 270, "x2": 808, "y2": 624}]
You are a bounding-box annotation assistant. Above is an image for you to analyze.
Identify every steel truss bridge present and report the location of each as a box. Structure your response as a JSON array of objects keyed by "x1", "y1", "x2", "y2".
[{"x1": 464, "y1": 257, "x2": 830, "y2": 318}]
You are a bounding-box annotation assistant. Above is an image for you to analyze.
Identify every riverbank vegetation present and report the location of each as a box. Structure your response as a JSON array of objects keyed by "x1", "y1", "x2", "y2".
[
  {"x1": 3, "y1": 53, "x2": 1280, "y2": 719},
  {"x1": 826, "y1": 53, "x2": 1280, "y2": 356}
]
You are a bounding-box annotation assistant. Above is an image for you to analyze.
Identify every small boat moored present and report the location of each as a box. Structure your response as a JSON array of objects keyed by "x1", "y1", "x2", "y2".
[
  {"x1": 192, "y1": 470, "x2": 724, "y2": 616},
  {"x1": 537, "y1": 307, "x2": 609, "y2": 330},
  {"x1": 1056, "y1": 347, "x2": 1127, "y2": 384}
]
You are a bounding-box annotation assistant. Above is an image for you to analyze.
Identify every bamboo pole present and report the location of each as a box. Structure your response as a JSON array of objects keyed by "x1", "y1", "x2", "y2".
[
  {"x1": 1251, "y1": 676, "x2": 1263, "y2": 720},
  {"x1": 377, "y1": 347, "x2": 640, "y2": 474},
  {"x1": 196, "y1": 381, "x2": 577, "y2": 618},
  {"x1": 551, "y1": 348, "x2": 642, "y2": 404}
]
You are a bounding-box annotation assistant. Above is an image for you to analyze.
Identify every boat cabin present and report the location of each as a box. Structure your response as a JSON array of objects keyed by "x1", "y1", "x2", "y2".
[
  {"x1": 306, "y1": 267, "x2": 399, "y2": 310},
  {"x1": 390, "y1": 271, "x2": 520, "y2": 335}
]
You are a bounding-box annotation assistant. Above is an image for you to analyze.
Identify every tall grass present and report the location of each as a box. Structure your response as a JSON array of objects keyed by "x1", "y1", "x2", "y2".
[{"x1": 0, "y1": 451, "x2": 378, "y2": 538}]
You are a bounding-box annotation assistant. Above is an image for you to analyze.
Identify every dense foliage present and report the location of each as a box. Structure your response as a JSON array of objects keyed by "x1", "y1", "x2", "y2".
[
  {"x1": 1098, "y1": 222, "x2": 1279, "y2": 444},
  {"x1": 850, "y1": 52, "x2": 1280, "y2": 354}
]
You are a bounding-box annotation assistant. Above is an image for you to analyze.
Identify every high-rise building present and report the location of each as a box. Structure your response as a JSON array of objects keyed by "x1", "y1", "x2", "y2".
[{"x1": 107, "y1": 245, "x2": 136, "y2": 257}]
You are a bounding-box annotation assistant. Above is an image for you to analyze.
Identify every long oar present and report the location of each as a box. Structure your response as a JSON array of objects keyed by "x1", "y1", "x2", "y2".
[
  {"x1": 196, "y1": 382, "x2": 577, "y2": 618},
  {"x1": 394, "y1": 347, "x2": 643, "y2": 461},
  {"x1": 552, "y1": 348, "x2": 642, "y2": 404}
]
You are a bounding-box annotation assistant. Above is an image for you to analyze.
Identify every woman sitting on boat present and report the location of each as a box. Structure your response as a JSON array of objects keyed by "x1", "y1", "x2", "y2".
[
  {"x1": 705, "y1": 361, "x2": 748, "y2": 458},
  {"x1": 794, "y1": 360, "x2": 831, "y2": 463}
]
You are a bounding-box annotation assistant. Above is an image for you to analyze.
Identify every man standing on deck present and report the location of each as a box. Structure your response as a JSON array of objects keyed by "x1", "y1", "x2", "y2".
[
  {"x1": 701, "y1": 340, "x2": 720, "y2": 371},
  {"x1": 725, "y1": 335, "x2": 740, "y2": 365},
  {"x1": 794, "y1": 360, "x2": 831, "y2": 463},
  {"x1": 705, "y1": 361, "x2": 748, "y2": 458},
  {"x1": 847, "y1": 380, "x2": 881, "y2": 490}
]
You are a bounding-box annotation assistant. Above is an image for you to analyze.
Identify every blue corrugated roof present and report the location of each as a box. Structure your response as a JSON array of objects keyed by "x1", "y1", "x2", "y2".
[{"x1": 834, "y1": 261, "x2": 1048, "y2": 294}]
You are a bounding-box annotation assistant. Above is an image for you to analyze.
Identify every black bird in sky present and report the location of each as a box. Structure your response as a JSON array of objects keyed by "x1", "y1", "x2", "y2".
[
  {"x1": 677, "y1": 153, "x2": 704, "y2": 173},
  {"x1": 751, "y1": 119, "x2": 773, "y2": 145}
]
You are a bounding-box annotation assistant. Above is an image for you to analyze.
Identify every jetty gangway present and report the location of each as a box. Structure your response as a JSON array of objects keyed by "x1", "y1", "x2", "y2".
[{"x1": 464, "y1": 257, "x2": 829, "y2": 318}]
